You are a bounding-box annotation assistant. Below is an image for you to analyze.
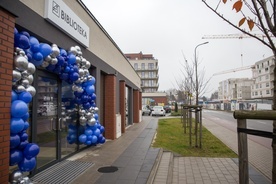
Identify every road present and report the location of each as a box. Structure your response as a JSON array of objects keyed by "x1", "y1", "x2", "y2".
[{"x1": 202, "y1": 109, "x2": 273, "y2": 149}]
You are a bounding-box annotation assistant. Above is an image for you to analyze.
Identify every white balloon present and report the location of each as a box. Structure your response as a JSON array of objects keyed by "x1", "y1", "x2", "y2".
[
  {"x1": 27, "y1": 75, "x2": 34, "y2": 84},
  {"x1": 12, "y1": 70, "x2": 22, "y2": 82}
]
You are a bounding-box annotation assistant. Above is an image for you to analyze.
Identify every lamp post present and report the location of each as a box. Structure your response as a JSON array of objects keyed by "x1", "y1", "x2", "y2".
[{"x1": 194, "y1": 42, "x2": 209, "y2": 105}]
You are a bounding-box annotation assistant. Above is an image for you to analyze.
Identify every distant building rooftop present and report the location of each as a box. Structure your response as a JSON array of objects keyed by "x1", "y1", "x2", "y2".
[{"x1": 125, "y1": 51, "x2": 155, "y2": 60}]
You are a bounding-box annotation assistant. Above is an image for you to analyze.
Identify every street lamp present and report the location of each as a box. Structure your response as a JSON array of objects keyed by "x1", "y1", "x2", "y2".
[{"x1": 194, "y1": 41, "x2": 209, "y2": 105}]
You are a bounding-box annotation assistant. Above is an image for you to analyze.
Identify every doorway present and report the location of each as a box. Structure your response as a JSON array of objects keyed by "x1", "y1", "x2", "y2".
[{"x1": 32, "y1": 70, "x2": 77, "y2": 173}]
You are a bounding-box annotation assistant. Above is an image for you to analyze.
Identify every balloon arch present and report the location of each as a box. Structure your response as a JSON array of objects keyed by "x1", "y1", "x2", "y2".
[{"x1": 9, "y1": 28, "x2": 105, "y2": 178}]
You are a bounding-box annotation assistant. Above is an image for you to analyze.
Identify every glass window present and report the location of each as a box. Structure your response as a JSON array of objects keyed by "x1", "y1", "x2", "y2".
[
  {"x1": 148, "y1": 63, "x2": 154, "y2": 70},
  {"x1": 266, "y1": 82, "x2": 269, "y2": 87},
  {"x1": 134, "y1": 63, "x2": 138, "y2": 70},
  {"x1": 266, "y1": 75, "x2": 269, "y2": 79},
  {"x1": 266, "y1": 90, "x2": 270, "y2": 94},
  {"x1": 141, "y1": 63, "x2": 145, "y2": 69},
  {"x1": 141, "y1": 72, "x2": 145, "y2": 78}
]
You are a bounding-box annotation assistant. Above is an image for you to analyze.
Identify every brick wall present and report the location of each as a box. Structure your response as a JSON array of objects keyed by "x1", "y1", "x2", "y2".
[
  {"x1": 0, "y1": 8, "x2": 15, "y2": 183},
  {"x1": 133, "y1": 89, "x2": 139, "y2": 123},
  {"x1": 104, "y1": 75, "x2": 116, "y2": 140},
  {"x1": 119, "y1": 80, "x2": 126, "y2": 133}
]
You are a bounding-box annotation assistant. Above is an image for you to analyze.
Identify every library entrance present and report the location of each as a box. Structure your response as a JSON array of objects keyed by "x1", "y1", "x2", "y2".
[{"x1": 32, "y1": 70, "x2": 78, "y2": 173}]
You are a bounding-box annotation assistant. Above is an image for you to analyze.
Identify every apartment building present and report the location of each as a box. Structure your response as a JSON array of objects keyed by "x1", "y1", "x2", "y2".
[
  {"x1": 218, "y1": 78, "x2": 254, "y2": 101},
  {"x1": 251, "y1": 56, "x2": 274, "y2": 99},
  {"x1": 125, "y1": 52, "x2": 159, "y2": 93}
]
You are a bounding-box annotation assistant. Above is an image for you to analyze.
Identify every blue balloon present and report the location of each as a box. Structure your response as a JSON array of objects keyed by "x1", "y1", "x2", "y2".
[
  {"x1": 100, "y1": 126, "x2": 105, "y2": 133},
  {"x1": 23, "y1": 121, "x2": 29, "y2": 131},
  {"x1": 78, "y1": 134, "x2": 87, "y2": 143},
  {"x1": 29, "y1": 36, "x2": 39, "y2": 46},
  {"x1": 93, "y1": 128, "x2": 100, "y2": 137},
  {"x1": 97, "y1": 134, "x2": 103, "y2": 143},
  {"x1": 31, "y1": 43, "x2": 40, "y2": 53},
  {"x1": 10, "y1": 134, "x2": 21, "y2": 149},
  {"x1": 59, "y1": 72, "x2": 69, "y2": 80},
  {"x1": 12, "y1": 90, "x2": 18, "y2": 102},
  {"x1": 74, "y1": 91, "x2": 83, "y2": 97},
  {"x1": 69, "y1": 72, "x2": 79, "y2": 82},
  {"x1": 84, "y1": 129, "x2": 93, "y2": 136},
  {"x1": 91, "y1": 93, "x2": 96, "y2": 100},
  {"x1": 85, "y1": 140, "x2": 92, "y2": 145},
  {"x1": 14, "y1": 28, "x2": 18, "y2": 35},
  {"x1": 33, "y1": 52, "x2": 43, "y2": 62},
  {"x1": 21, "y1": 31, "x2": 30, "y2": 38},
  {"x1": 10, "y1": 149, "x2": 23, "y2": 166},
  {"x1": 15, "y1": 33, "x2": 30, "y2": 49},
  {"x1": 63, "y1": 66, "x2": 70, "y2": 73},
  {"x1": 100, "y1": 137, "x2": 106, "y2": 144},
  {"x1": 18, "y1": 157, "x2": 36, "y2": 172},
  {"x1": 22, "y1": 112, "x2": 29, "y2": 121},
  {"x1": 11, "y1": 100, "x2": 28, "y2": 118},
  {"x1": 91, "y1": 135, "x2": 98, "y2": 144},
  {"x1": 23, "y1": 143, "x2": 40, "y2": 159},
  {"x1": 19, "y1": 132, "x2": 28, "y2": 142},
  {"x1": 57, "y1": 55, "x2": 65, "y2": 66},
  {"x1": 85, "y1": 85, "x2": 95, "y2": 95},
  {"x1": 18, "y1": 91, "x2": 32, "y2": 103},
  {"x1": 46, "y1": 64, "x2": 56, "y2": 72},
  {"x1": 83, "y1": 102, "x2": 91, "y2": 110},
  {"x1": 81, "y1": 94, "x2": 89, "y2": 103},
  {"x1": 67, "y1": 53, "x2": 76, "y2": 65},
  {"x1": 60, "y1": 48, "x2": 67, "y2": 57},
  {"x1": 94, "y1": 113, "x2": 99, "y2": 120},
  {"x1": 10, "y1": 118, "x2": 24, "y2": 134},
  {"x1": 18, "y1": 140, "x2": 29, "y2": 150},
  {"x1": 39, "y1": 43, "x2": 52, "y2": 58}
]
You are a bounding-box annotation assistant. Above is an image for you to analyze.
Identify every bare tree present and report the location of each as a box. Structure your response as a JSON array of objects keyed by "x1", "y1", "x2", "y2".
[
  {"x1": 202, "y1": 0, "x2": 276, "y2": 182},
  {"x1": 175, "y1": 53, "x2": 211, "y2": 105}
]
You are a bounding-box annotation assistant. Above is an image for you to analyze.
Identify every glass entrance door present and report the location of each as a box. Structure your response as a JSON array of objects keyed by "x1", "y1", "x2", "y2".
[{"x1": 35, "y1": 73, "x2": 60, "y2": 169}]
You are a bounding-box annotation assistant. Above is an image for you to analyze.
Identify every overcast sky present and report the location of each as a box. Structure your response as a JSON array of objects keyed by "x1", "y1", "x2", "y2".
[{"x1": 82, "y1": 0, "x2": 273, "y2": 98}]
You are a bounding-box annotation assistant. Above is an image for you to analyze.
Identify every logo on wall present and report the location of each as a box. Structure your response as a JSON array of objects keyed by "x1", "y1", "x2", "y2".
[{"x1": 52, "y1": 1, "x2": 60, "y2": 18}]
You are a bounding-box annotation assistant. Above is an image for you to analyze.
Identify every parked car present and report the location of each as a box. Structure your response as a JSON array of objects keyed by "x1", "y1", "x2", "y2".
[
  {"x1": 142, "y1": 105, "x2": 152, "y2": 116},
  {"x1": 163, "y1": 105, "x2": 172, "y2": 113},
  {"x1": 151, "y1": 106, "x2": 166, "y2": 116}
]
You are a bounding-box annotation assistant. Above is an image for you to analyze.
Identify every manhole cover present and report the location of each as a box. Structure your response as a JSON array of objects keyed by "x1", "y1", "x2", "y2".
[{"x1": 97, "y1": 166, "x2": 118, "y2": 173}]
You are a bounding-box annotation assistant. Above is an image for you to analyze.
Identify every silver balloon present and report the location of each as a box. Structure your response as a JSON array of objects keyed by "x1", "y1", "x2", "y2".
[
  {"x1": 72, "y1": 84, "x2": 78, "y2": 91},
  {"x1": 21, "y1": 71, "x2": 29, "y2": 79},
  {"x1": 81, "y1": 58, "x2": 87, "y2": 65},
  {"x1": 14, "y1": 55, "x2": 28, "y2": 71},
  {"x1": 12, "y1": 70, "x2": 22, "y2": 82},
  {"x1": 77, "y1": 51, "x2": 82, "y2": 56},
  {"x1": 79, "y1": 116, "x2": 86, "y2": 125},
  {"x1": 83, "y1": 69, "x2": 89, "y2": 75},
  {"x1": 94, "y1": 107, "x2": 99, "y2": 112},
  {"x1": 69, "y1": 46, "x2": 77, "y2": 55},
  {"x1": 26, "y1": 85, "x2": 36, "y2": 96},
  {"x1": 21, "y1": 79, "x2": 30, "y2": 87},
  {"x1": 77, "y1": 87, "x2": 83, "y2": 93},
  {"x1": 85, "y1": 61, "x2": 91, "y2": 69},
  {"x1": 78, "y1": 68, "x2": 84, "y2": 77},
  {"x1": 87, "y1": 118, "x2": 96, "y2": 126},
  {"x1": 41, "y1": 61, "x2": 50, "y2": 68},
  {"x1": 45, "y1": 55, "x2": 52, "y2": 62},
  {"x1": 15, "y1": 47, "x2": 22, "y2": 53},
  {"x1": 76, "y1": 56, "x2": 81, "y2": 64},
  {"x1": 19, "y1": 50, "x2": 25, "y2": 56},
  {"x1": 51, "y1": 45, "x2": 60, "y2": 57},
  {"x1": 27, "y1": 62, "x2": 36, "y2": 75},
  {"x1": 61, "y1": 111, "x2": 66, "y2": 116},
  {"x1": 75, "y1": 45, "x2": 81, "y2": 51},
  {"x1": 85, "y1": 112, "x2": 93, "y2": 119},
  {"x1": 79, "y1": 109, "x2": 86, "y2": 116},
  {"x1": 14, "y1": 85, "x2": 26, "y2": 93},
  {"x1": 27, "y1": 74, "x2": 34, "y2": 84},
  {"x1": 50, "y1": 58, "x2": 58, "y2": 65},
  {"x1": 9, "y1": 169, "x2": 23, "y2": 183}
]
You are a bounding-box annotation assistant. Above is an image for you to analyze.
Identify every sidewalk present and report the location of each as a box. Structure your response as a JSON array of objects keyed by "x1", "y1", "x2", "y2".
[{"x1": 31, "y1": 115, "x2": 272, "y2": 184}]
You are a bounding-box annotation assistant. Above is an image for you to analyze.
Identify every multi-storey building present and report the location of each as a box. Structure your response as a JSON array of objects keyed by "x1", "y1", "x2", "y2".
[
  {"x1": 251, "y1": 56, "x2": 274, "y2": 99},
  {"x1": 125, "y1": 52, "x2": 159, "y2": 93},
  {"x1": 218, "y1": 78, "x2": 254, "y2": 101}
]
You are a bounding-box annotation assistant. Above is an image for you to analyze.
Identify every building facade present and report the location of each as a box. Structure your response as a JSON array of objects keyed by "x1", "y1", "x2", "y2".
[
  {"x1": 251, "y1": 56, "x2": 274, "y2": 99},
  {"x1": 0, "y1": 0, "x2": 142, "y2": 182},
  {"x1": 125, "y1": 52, "x2": 159, "y2": 93},
  {"x1": 218, "y1": 78, "x2": 254, "y2": 101}
]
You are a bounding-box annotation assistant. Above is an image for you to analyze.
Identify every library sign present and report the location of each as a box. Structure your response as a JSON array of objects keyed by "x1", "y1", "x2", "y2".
[{"x1": 44, "y1": 0, "x2": 90, "y2": 47}]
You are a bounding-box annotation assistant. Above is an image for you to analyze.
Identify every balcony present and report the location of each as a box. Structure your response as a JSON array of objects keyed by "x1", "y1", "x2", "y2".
[
  {"x1": 141, "y1": 75, "x2": 159, "y2": 80},
  {"x1": 141, "y1": 83, "x2": 159, "y2": 88},
  {"x1": 135, "y1": 66, "x2": 159, "y2": 71}
]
